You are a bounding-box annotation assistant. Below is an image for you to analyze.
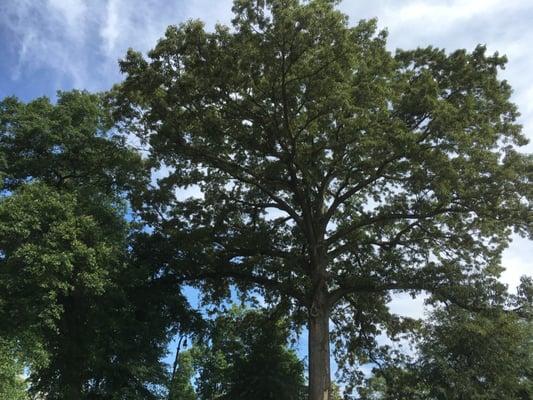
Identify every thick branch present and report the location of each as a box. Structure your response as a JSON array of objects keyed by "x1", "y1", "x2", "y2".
[
  {"x1": 179, "y1": 267, "x2": 307, "y2": 306},
  {"x1": 328, "y1": 279, "x2": 429, "y2": 307},
  {"x1": 182, "y1": 143, "x2": 304, "y2": 227},
  {"x1": 325, "y1": 205, "x2": 464, "y2": 246},
  {"x1": 327, "y1": 220, "x2": 420, "y2": 259},
  {"x1": 323, "y1": 125, "x2": 435, "y2": 227},
  {"x1": 323, "y1": 155, "x2": 399, "y2": 226}
]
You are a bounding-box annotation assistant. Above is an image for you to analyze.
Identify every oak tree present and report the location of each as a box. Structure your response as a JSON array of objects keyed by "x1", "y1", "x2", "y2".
[{"x1": 114, "y1": 1, "x2": 532, "y2": 398}]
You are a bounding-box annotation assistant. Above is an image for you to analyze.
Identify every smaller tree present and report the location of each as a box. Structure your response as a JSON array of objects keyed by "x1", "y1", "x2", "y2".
[
  {"x1": 419, "y1": 302, "x2": 532, "y2": 398},
  {"x1": 172, "y1": 306, "x2": 306, "y2": 400},
  {"x1": 168, "y1": 350, "x2": 196, "y2": 400},
  {"x1": 359, "y1": 278, "x2": 533, "y2": 400},
  {"x1": 0, "y1": 91, "x2": 143, "y2": 194}
]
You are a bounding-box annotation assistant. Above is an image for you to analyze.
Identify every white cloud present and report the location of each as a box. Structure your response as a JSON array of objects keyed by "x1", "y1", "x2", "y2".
[
  {"x1": 100, "y1": 0, "x2": 121, "y2": 57},
  {"x1": 376, "y1": 0, "x2": 526, "y2": 33},
  {"x1": 501, "y1": 236, "x2": 531, "y2": 290},
  {"x1": 1, "y1": 0, "x2": 91, "y2": 87},
  {"x1": 181, "y1": 0, "x2": 233, "y2": 28},
  {"x1": 47, "y1": 0, "x2": 88, "y2": 35},
  {"x1": 388, "y1": 292, "x2": 428, "y2": 320},
  {"x1": 2, "y1": 0, "x2": 210, "y2": 92}
]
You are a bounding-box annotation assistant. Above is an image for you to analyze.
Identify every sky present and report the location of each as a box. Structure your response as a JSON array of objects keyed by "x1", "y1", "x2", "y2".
[{"x1": 1, "y1": 0, "x2": 532, "y2": 367}]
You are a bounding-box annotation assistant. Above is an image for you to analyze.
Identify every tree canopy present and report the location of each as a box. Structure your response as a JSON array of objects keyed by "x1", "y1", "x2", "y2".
[
  {"x1": 113, "y1": 0, "x2": 532, "y2": 398},
  {"x1": 0, "y1": 91, "x2": 197, "y2": 399},
  {"x1": 0, "y1": 339, "x2": 28, "y2": 400},
  {"x1": 170, "y1": 306, "x2": 305, "y2": 400},
  {"x1": 359, "y1": 279, "x2": 533, "y2": 399}
]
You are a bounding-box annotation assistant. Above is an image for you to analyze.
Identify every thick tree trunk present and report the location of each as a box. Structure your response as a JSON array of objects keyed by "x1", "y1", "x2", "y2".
[{"x1": 308, "y1": 294, "x2": 331, "y2": 400}]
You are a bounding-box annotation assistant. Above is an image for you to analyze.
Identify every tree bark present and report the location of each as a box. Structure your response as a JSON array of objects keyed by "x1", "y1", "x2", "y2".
[{"x1": 308, "y1": 292, "x2": 331, "y2": 400}]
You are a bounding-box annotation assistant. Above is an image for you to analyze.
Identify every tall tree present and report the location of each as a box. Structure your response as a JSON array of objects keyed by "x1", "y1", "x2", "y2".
[
  {"x1": 113, "y1": 0, "x2": 532, "y2": 398},
  {"x1": 0, "y1": 91, "x2": 196, "y2": 399}
]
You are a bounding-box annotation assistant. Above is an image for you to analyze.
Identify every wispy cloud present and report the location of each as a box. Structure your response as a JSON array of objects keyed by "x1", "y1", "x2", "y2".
[
  {"x1": 1, "y1": 0, "x2": 198, "y2": 93},
  {"x1": 98, "y1": 0, "x2": 185, "y2": 60},
  {"x1": 47, "y1": 0, "x2": 88, "y2": 36},
  {"x1": 1, "y1": 0, "x2": 91, "y2": 87},
  {"x1": 100, "y1": 0, "x2": 121, "y2": 58}
]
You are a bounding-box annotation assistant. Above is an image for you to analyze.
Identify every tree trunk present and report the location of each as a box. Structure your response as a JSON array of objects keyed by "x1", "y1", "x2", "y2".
[{"x1": 308, "y1": 294, "x2": 331, "y2": 400}]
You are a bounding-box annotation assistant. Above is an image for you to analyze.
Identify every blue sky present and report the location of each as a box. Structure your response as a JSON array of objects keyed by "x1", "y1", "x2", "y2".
[{"x1": 2, "y1": 0, "x2": 532, "y2": 369}]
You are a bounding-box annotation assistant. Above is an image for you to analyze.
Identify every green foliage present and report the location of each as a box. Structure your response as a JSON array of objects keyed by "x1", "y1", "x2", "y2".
[
  {"x1": 0, "y1": 183, "x2": 125, "y2": 338},
  {"x1": 420, "y1": 307, "x2": 532, "y2": 399},
  {"x1": 168, "y1": 351, "x2": 196, "y2": 400},
  {"x1": 0, "y1": 1, "x2": 530, "y2": 399},
  {"x1": 0, "y1": 339, "x2": 28, "y2": 400},
  {"x1": 173, "y1": 306, "x2": 306, "y2": 400},
  {"x1": 0, "y1": 90, "x2": 143, "y2": 194},
  {"x1": 359, "y1": 282, "x2": 533, "y2": 400},
  {"x1": 113, "y1": 0, "x2": 532, "y2": 397},
  {"x1": 0, "y1": 91, "x2": 195, "y2": 399},
  {"x1": 0, "y1": 180, "x2": 176, "y2": 399}
]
